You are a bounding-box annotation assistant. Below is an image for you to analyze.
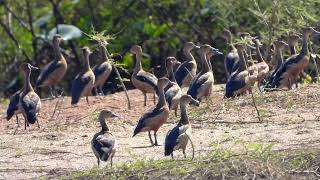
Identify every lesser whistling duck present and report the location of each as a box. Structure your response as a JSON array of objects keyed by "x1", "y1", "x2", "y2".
[
  {"x1": 6, "y1": 90, "x2": 22, "y2": 127},
  {"x1": 164, "y1": 57, "x2": 182, "y2": 117},
  {"x1": 71, "y1": 47, "x2": 95, "y2": 105},
  {"x1": 175, "y1": 42, "x2": 200, "y2": 88},
  {"x1": 92, "y1": 43, "x2": 113, "y2": 96},
  {"x1": 164, "y1": 94, "x2": 199, "y2": 159},
  {"x1": 133, "y1": 77, "x2": 170, "y2": 146},
  {"x1": 253, "y1": 39, "x2": 269, "y2": 91},
  {"x1": 225, "y1": 44, "x2": 257, "y2": 98},
  {"x1": 187, "y1": 44, "x2": 222, "y2": 101},
  {"x1": 36, "y1": 34, "x2": 67, "y2": 97},
  {"x1": 130, "y1": 45, "x2": 158, "y2": 106},
  {"x1": 287, "y1": 34, "x2": 303, "y2": 87},
  {"x1": 221, "y1": 30, "x2": 239, "y2": 77},
  {"x1": 288, "y1": 34, "x2": 302, "y2": 56},
  {"x1": 19, "y1": 63, "x2": 41, "y2": 129},
  {"x1": 91, "y1": 110, "x2": 119, "y2": 167},
  {"x1": 263, "y1": 40, "x2": 288, "y2": 89},
  {"x1": 271, "y1": 27, "x2": 320, "y2": 89}
]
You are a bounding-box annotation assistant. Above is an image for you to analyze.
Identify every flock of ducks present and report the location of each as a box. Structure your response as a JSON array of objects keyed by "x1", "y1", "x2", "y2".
[{"x1": 4, "y1": 26, "x2": 320, "y2": 167}]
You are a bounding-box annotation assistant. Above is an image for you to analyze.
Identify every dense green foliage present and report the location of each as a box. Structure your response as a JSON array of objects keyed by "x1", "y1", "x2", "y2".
[{"x1": 0, "y1": 0, "x2": 319, "y2": 97}]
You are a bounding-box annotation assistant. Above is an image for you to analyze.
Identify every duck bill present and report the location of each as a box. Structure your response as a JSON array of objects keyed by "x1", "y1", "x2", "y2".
[
  {"x1": 211, "y1": 47, "x2": 223, "y2": 55},
  {"x1": 194, "y1": 45, "x2": 200, "y2": 50},
  {"x1": 312, "y1": 28, "x2": 320, "y2": 35},
  {"x1": 29, "y1": 65, "x2": 39, "y2": 70},
  {"x1": 247, "y1": 44, "x2": 256, "y2": 50},
  {"x1": 190, "y1": 98, "x2": 200, "y2": 106},
  {"x1": 110, "y1": 112, "x2": 120, "y2": 118}
]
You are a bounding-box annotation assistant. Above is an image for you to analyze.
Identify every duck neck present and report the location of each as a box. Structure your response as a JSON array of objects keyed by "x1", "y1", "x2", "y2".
[
  {"x1": 168, "y1": 65, "x2": 177, "y2": 83},
  {"x1": 183, "y1": 48, "x2": 195, "y2": 62},
  {"x1": 178, "y1": 104, "x2": 189, "y2": 126},
  {"x1": 156, "y1": 86, "x2": 166, "y2": 109},
  {"x1": 53, "y1": 41, "x2": 62, "y2": 61},
  {"x1": 289, "y1": 41, "x2": 297, "y2": 55},
  {"x1": 301, "y1": 33, "x2": 309, "y2": 55},
  {"x1": 237, "y1": 50, "x2": 246, "y2": 71},
  {"x1": 84, "y1": 53, "x2": 91, "y2": 71},
  {"x1": 206, "y1": 54, "x2": 213, "y2": 71},
  {"x1": 134, "y1": 52, "x2": 143, "y2": 73},
  {"x1": 255, "y1": 45, "x2": 264, "y2": 62},
  {"x1": 23, "y1": 70, "x2": 33, "y2": 93},
  {"x1": 99, "y1": 116, "x2": 109, "y2": 132},
  {"x1": 100, "y1": 45, "x2": 109, "y2": 62},
  {"x1": 200, "y1": 51, "x2": 210, "y2": 73}
]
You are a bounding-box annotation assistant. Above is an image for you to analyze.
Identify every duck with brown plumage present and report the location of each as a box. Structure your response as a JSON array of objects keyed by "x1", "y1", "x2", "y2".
[
  {"x1": 174, "y1": 42, "x2": 200, "y2": 88},
  {"x1": 271, "y1": 27, "x2": 320, "y2": 89},
  {"x1": 164, "y1": 57, "x2": 182, "y2": 117},
  {"x1": 91, "y1": 110, "x2": 119, "y2": 167},
  {"x1": 71, "y1": 47, "x2": 95, "y2": 105},
  {"x1": 92, "y1": 43, "x2": 112, "y2": 96},
  {"x1": 130, "y1": 45, "x2": 158, "y2": 106},
  {"x1": 19, "y1": 63, "x2": 41, "y2": 129},
  {"x1": 133, "y1": 77, "x2": 170, "y2": 146},
  {"x1": 187, "y1": 44, "x2": 222, "y2": 101},
  {"x1": 36, "y1": 34, "x2": 67, "y2": 97}
]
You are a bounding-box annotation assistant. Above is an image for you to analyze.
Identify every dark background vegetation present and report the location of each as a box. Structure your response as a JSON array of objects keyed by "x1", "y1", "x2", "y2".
[{"x1": 0, "y1": 0, "x2": 319, "y2": 98}]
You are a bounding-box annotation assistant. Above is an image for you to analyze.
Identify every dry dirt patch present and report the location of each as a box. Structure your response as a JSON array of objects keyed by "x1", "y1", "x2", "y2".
[{"x1": 1, "y1": 84, "x2": 320, "y2": 179}]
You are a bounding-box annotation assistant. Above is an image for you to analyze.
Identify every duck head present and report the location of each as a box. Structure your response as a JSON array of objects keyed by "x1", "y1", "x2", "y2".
[
  {"x1": 183, "y1": 42, "x2": 200, "y2": 52},
  {"x1": 288, "y1": 34, "x2": 302, "y2": 45},
  {"x1": 20, "y1": 63, "x2": 38, "y2": 73},
  {"x1": 99, "y1": 110, "x2": 119, "y2": 119},
  {"x1": 274, "y1": 40, "x2": 289, "y2": 51},
  {"x1": 304, "y1": 27, "x2": 320, "y2": 37},
  {"x1": 130, "y1": 45, "x2": 142, "y2": 55},
  {"x1": 81, "y1": 46, "x2": 91, "y2": 57},
  {"x1": 180, "y1": 94, "x2": 200, "y2": 107},
  {"x1": 53, "y1": 34, "x2": 64, "y2": 44},
  {"x1": 157, "y1": 77, "x2": 170, "y2": 89},
  {"x1": 221, "y1": 29, "x2": 232, "y2": 42}
]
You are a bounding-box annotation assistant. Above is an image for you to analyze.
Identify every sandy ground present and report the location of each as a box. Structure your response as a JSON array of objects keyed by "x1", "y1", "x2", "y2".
[{"x1": 1, "y1": 84, "x2": 320, "y2": 179}]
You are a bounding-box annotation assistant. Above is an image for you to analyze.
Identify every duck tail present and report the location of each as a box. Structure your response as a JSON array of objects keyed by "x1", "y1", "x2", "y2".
[{"x1": 27, "y1": 113, "x2": 37, "y2": 124}]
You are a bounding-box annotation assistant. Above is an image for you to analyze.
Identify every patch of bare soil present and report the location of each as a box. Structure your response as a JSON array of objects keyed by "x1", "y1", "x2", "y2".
[{"x1": 1, "y1": 84, "x2": 320, "y2": 179}]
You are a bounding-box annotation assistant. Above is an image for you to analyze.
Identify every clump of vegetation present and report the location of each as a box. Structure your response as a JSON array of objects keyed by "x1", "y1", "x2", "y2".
[{"x1": 69, "y1": 143, "x2": 320, "y2": 180}]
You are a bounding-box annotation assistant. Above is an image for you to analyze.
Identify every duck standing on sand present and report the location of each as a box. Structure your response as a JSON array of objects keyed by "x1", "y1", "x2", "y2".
[
  {"x1": 91, "y1": 110, "x2": 119, "y2": 167},
  {"x1": 133, "y1": 77, "x2": 170, "y2": 146}
]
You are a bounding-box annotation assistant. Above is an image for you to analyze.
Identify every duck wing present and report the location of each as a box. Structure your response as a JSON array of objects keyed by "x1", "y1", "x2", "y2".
[
  {"x1": 175, "y1": 62, "x2": 195, "y2": 86},
  {"x1": 6, "y1": 91, "x2": 21, "y2": 120},
  {"x1": 164, "y1": 125, "x2": 189, "y2": 156},
  {"x1": 36, "y1": 61, "x2": 62, "y2": 87},
  {"x1": 21, "y1": 92, "x2": 40, "y2": 124},
  {"x1": 71, "y1": 72, "x2": 92, "y2": 105},
  {"x1": 93, "y1": 133, "x2": 115, "y2": 161},
  {"x1": 136, "y1": 71, "x2": 158, "y2": 93},
  {"x1": 133, "y1": 106, "x2": 165, "y2": 136},
  {"x1": 165, "y1": 83, "x2": 181, "y2": 108}
]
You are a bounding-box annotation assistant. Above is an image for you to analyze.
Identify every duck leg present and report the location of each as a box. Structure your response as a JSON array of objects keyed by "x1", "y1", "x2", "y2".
[
  {"x1": 49, "y1": 86, "x2": 55, "y2": 99},
  {"x1": 183, "y1": 149, "x2": 187, "y2": 158},
  {"x1": 16, "y1": 115, "x2": 20, "y2": 127},
  {"x1": 36, "y1": 118, "x2": 40, "y2": 129},
  {"x1": 94, "y1": 87, "x2": 99, "y2": 96},
  {"x1": 110, "y1": 154, "x2": 114, "y2": 167},
  {"x1": 171, "y1": 153, "x2": 174, "y2": 159},
  {"x1": 86, "y1": 96, "x2": 89, "y2": 105},
  {"x1": 99, "y1": 86, "x2": 105, "y2": 96},
  {"x1": 148, "y1": 131, "x2": 154, "y2": 146},
  {"x1": 97, "y1": 158, "x2": 100, "y2": 167},
  {"x1": 154, "y1": 131, "x2": 160, "y2": 146},
  {"x1": 144, "y1": 93, "x2": 147, "y2": 106}
]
